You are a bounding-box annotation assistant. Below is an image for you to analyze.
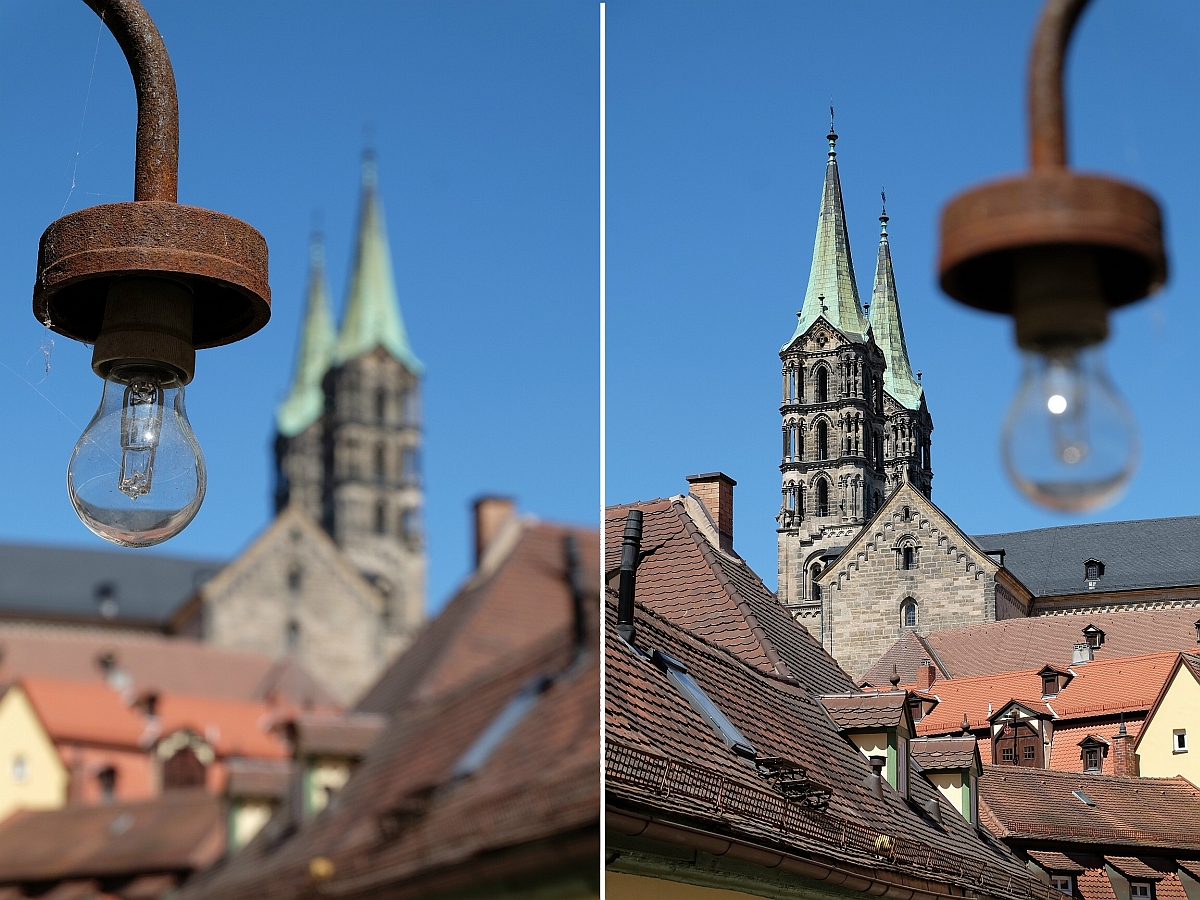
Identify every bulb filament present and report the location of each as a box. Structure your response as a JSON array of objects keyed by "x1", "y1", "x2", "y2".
[{"x1": 118, "y1": 379, "x2": 164, "y2": 499}]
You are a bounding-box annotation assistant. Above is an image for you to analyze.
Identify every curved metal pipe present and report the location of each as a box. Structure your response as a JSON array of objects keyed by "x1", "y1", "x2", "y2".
[
  {"x1": 82, "y1": 0, "x2": 179, "y2": 201},
  {"x1": 1028, "y1": 0, "x2": 1091, "y2": 170}
]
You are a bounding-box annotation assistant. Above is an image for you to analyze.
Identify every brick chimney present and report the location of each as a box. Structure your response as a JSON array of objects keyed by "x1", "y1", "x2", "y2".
[
  {"x1": 916, "y1": 664, "x2": 937, "y2": 691},
  {"x1": 686, "y1": 473, "x2": 736, "y2": 552},
  {"x1": 1111, "y1": 721, "x2": 1139, "y2": 777},
  {"x1": 473, "y1": 496, "x2": 515, "y2": 567}
]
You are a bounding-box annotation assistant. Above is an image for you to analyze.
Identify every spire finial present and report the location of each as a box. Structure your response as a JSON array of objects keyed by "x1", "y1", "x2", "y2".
[
  {"x1": 309, "y1": 210, "x2": 325, "y2": 267},
  {"x1": 889, "y1": 665, "x2": 900, "y2": 688},
  {"x1": 879, "y1": 189, "x2": 889, "y2": 238},
  {"x1": 361, "y1": 121, "x2": 378, "y2": 190},
  {"x1": 827, "y1": 103, "x2": 838, "y2": 157},
  {"x1": 961, "y1": 714, "x2": 971, "y2": 735}
]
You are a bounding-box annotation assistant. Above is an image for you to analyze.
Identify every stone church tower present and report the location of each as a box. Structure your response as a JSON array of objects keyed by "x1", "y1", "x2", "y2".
[
  {"x1": 776, "y1": 125, "x2": 932, "y2": 630},
  {"x1": 274, "y1": 152, "x2": 426, "y2": 639}
]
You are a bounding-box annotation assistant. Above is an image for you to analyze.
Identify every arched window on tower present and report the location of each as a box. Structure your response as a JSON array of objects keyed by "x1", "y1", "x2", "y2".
[
  {"x1": 374, "y1": 501, "x2": 388, "y2": 535},
  {"x1": 903, "y1": 546, "x2": 915, "y2": 570},
  {"x1": 286, "y1": 619, "x2": 300, "y2": 651},
  {"x1": 901, "y1": 598, "x2": 918, "y2": 628},
  {"x1": 816, "y1": 367, "x2": 829, "y2": 403},
  {"x1": 375, "y1": 388, "x2": 388, "y2": 425},
  {"x1": 816, "y1": 479, "x2": 829, "y2": 517},
  {"x1": 811, "y1": 564, "x2": 823, "y2": 603},
  {"x1": 816, "y1": 421, "x2": 828, "y2": 461},
  {"x1": 375, "y1": 443, "x2": 386, "y2": 483}
]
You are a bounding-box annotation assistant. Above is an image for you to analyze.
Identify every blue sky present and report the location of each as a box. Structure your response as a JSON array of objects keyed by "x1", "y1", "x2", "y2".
[
  {"x1": 0, "y1": 1, "x2": 598, "y2": 610},
  {"x1": 605, "y1": 1, "x2": 1200, "y2": 589}
]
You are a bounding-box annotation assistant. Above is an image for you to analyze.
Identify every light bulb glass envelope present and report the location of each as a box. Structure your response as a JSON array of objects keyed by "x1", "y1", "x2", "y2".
[
  {"x1": 1001, "y1": 348, "x2": 1137, "y2": 512},
  {"x1": 67, "y1": 364, "x2": 206, "y2": 547}
]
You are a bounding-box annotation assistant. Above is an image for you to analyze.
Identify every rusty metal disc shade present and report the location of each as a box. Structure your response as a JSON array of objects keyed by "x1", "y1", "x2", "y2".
[
  {"x1": 35, "y1": 201, "x2": 270, "y2": 351},
  {"x1": 938, "y1": 170, "x2": 1166, "y2": 316}
]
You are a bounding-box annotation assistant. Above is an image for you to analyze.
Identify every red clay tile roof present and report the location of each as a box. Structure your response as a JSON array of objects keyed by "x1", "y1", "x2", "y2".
[
  {"x1": 1077, "y1": 866, "x2": 1119, "y2": 900},
  {"x1": 865, "y1": 609, "x2": 1200, "y2": 686},
  {"x1": 1104, "y1": 856, "x2": 1174, "y2": 881},
  {"x1": 1025, "y1": 849, "x2": 1094, "y2": 873},
  {"x1": 605, "y1": 498, "x2": 854, "y2": 695},
  {"x1": 357, "y1": 521, "x2": 598, "y2": 714},
  {"x1": 607, "y1": 601, "x2": 1055, "y2": 900},
  {"x1": 0, "y1": 623, "x2": 335, "y2": 708},
  {"x1": 224, "y1": 758, "x2": 294, "y2": 800},
  {"x1": 1049, "y1": 721, "x2": 1145, "y2": 772},
  {"x1": 980, "y1": 766, "x2": 1200, "y2": 851},
  {"x1": 819, "y1": 692, "x2": 908, "y2": 730},
  {"x1": 21, "y1": 676, "x2": 288, "y2": 760},
  {"x1": 179, "y1": 623, "x2": 598, "y2": 900},
  {"x1": 1155, "y1": 874, "x2": 1191, "y2": 900},
  {"x1": 285, "y1": 711, "x2": 385, "y2": 758},
  {"x1": 910, "y1": 736, "x2": 980, "y2": 771},
  {"x1": 0, "y1": 790, "x2": 223, "y2": 884},
  {"x1": 913, "y1": 652, "x2": 1180, "y2": 734}
]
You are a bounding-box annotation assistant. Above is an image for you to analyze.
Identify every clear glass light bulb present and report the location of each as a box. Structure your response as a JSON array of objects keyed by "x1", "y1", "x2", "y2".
[
  {"x1": 67, "y1": 365, "x2": 206, "y2": 547},
  {"x1": 1001, "y1": 347, "x2": 1138, "y2": 512}
]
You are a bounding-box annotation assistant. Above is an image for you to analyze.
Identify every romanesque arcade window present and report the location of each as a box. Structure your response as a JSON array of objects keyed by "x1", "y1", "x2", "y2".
[
  {"x1": 816, "y1": 367, "x2": 828, "y2": 403},
  {"x1": 816, "y1": 421, "x2": 828, "y2": 461},
  {"x1": 816, "y1": 480, "x2": 829, "y2": 517},
  {"x1": 901, "y1": 598, "x2": 918, "y2": 627}
]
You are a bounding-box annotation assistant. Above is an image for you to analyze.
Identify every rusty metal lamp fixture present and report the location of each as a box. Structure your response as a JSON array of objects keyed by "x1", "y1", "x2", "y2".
[
  {"x1": 37, "y1": 0, "x2": 270, "y2": 547},
  {"x1": 938, "y1": 0, "x2": 1165, "y2": 512}
]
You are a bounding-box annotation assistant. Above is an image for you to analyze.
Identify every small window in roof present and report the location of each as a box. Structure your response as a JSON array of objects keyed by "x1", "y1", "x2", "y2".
[
  {"x1": 1084, "y1": 560, "x2": 1104, "y2": 582},
  {"x1": 1052, "y1": 876, "x2": 1073, "y2": 896},
  {"x1": 1071, "y1": 789, "x2": 1095, "y2": 807},
  {"x1": 1082, "y1": 624, "x2": 1105, "y2": 649},
  {"x1": 651, "y1": 650, "x2": 755, "y2": 758},
  {"x1": 1130, "y1": 885, "x2": 1152, "y2": 900},
  {"x1": 1042, "y1": 673, "x2": 1060, "y2": 697},
  {"x1": 452, "y1": 675, "x2": 552, "y2": 779}
]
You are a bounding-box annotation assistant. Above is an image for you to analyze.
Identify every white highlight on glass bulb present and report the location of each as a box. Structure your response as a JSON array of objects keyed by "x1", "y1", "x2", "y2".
[
  {"x1": 67, "y1": 365, "x2": 206, "y2": 547},
  {"x1": 1001, "y1": 347, "x2": 1138, "y2": 512}
]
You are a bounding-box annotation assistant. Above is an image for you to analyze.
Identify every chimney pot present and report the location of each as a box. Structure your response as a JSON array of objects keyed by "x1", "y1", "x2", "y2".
[
  {"x1": 686, "y1": 472, "x2": 736, "y2": 552},
  {"x1": 473, "y1": 496, "x2": 515, "y2": 567},
  {"x1": 1111, "y1": 724, "x2": 1139, "y2": 777}
]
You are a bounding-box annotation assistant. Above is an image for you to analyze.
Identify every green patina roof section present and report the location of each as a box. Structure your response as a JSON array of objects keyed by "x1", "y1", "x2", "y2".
[
  {"x1": 276, "y1": 236, "x2": 337, "y2": 437},
  {"x1": 334, "y1": 155, "x2": 423, "y2": 373},
  {"x1": 785, "y1": 130, "x2": 868, "y2": 350},
  {"x1": 869, "y1": 215, "x2": 923, "y2": 410}
]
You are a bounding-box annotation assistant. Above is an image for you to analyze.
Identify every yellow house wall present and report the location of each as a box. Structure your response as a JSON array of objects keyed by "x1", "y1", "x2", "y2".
[
  {"x1": 0, "y1": 686, "x2": 67, "y2": 822},
  {"x1": 927, "y1": 771, "x2": 966, "y2": 818},
  {"x1": 607, "y1": 872, "x2": 766, "y2": 900},
  {"x1": 229, "y1": 800, "x2": 275, "y2": 850},
  {"x1": 1138, "y1": 665, "x2": 1200, "y2": 781}
]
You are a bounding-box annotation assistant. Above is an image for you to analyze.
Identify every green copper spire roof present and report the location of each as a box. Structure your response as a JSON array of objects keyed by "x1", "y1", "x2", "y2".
[
  {"x1": 276, "y1": 232, "x2": 337, "y2": 437},
  {"x1": 869, "y1": 199, "x2": 923, "y2": 410},
  {"x1": 785, "y1": 122, "x2": 868, "y2": 349},
  {"x1": 334, "y1": 152, "x2": 424, "y2": 373}
]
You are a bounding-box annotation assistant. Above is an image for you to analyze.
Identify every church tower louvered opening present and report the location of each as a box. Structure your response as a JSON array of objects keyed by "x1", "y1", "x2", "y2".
[
  {"x1": 274, "y1": 151, "x2": 425, "y2": 639},
  {"x1": 776, "y1": 122, "x2": 933, "y2": 636}
]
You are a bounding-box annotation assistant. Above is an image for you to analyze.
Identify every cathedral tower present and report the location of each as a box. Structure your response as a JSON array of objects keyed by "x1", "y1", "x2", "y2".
[
  {"x1": 274, "y1": 151, "x2": 425, "y2": 639},
  {"x1": 776, "y1": 126, "x2": 932, "y2": 637}
]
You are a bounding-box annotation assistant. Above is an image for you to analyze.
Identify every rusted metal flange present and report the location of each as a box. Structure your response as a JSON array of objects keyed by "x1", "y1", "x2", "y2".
[
  {"x1": 936, "y1": 0, "x2": 1167, "y2": 330},
  {"x1": 35, "y1": 201, "x2": 271, "y2": 349},
  {"x1": 939, "y1": 171, "x2": 1165, "y2": 314}
]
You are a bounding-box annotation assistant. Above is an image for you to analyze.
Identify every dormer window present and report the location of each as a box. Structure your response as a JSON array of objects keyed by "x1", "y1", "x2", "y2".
[
  {"x1": 1130, "y1": 885, "x2": 1152, "y2": 900},
  {"x1": 1042, "y1": 673, "x2": 1059, "y2": 697},
  {"x1": 1052, "y1": 876, "x2": 1074, "y2": 896},
  {"x1": 1078, "y1": 735, "x2": 1107, "y2": 773},
  {"x1": 1082, "y1": 624, "x2": 1105, "y2": 650},
  {"x1": 1084, "y1": 559, "x2": 1104, "y2": 585},
  {"x1": 907, "y1": 695, "x2": 924, "y2": 723}
]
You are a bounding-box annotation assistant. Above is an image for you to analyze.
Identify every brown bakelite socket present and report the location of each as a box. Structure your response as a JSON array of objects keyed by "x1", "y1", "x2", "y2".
[{"x1": 91, "y1": 278, "x2": 195, "y2": 383}]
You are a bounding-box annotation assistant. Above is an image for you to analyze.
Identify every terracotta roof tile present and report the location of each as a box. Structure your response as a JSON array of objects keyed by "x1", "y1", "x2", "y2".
[
  {"x1": 1155, "y1": 874, "x2": 1191, "y2": 900},
  {"x1": 1049, "y1": 721, "x2": 1144, "y2": 772},
  {"x1": 980, "y1": 766, "x2": 1200, "y2": 850},
  {"x1": 1025, "y1": 849, "x2": 1095, "y2": 873},
  {"x1": 224, "y1": 758, "x2": 294, "y2": 800},
  {"x1": 913, "y1": 652, "x2": 1180, "y2": 734},
  {"x1": 605, "y1": 499, "x2": 853, "y2": 695},
  {"x1": 820, "y1": 692, "x2": 908, "y2": 730},
  {"x1": 1077, "y1": 866, "x2": 1119, "y2": 900},
  {"x1": 358, "y1": 521, "x2": 598, "y2": 714},
  {"x1": 0, "y1": 791, "x2": 223, "y2": 883},
  {"x1": 287, "y1": 711, "x2": 385, "y2": 757},
  {"x1": 867, "y1": 609, "x2": 1200, "y2": 686},
  {"x1": 0, "y1": 624, "x2": 335, "y2": 708},
  {"x1": 607, "y1": 601, "x2": 1053, "y2": 900},
  {"x1": 1104, "y1": 857, "x2": 1174, "y2": 881},
  {"x1": 910, "y1": 736, "x2": 979, "y2": 771}
]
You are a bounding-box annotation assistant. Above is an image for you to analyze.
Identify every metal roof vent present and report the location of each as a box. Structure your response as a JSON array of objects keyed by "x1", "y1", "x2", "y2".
[{"x1": 1072, "y1": 642, "x2": 1094, "y2": 665}]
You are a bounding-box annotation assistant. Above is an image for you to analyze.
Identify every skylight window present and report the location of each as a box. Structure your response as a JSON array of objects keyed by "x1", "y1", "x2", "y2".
[
  {"x1": 1071, "y1": 789, "x2": 1095, "y2": 807},
  {"x1": 451, "y1": 674, "x2": 552, "y2": 779},
  {"x1": 651, "y1": 649, "x2": 755, "y2": 758}
]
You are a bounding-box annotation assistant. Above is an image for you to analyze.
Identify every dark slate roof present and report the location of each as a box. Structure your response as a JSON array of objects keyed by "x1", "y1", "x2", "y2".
[
  {"x1": 972, "y1": 517, "x2": 1200, "y2": 598},
  {"x1": 0, "y1": 542, "x2": 224, "y2": 627}
]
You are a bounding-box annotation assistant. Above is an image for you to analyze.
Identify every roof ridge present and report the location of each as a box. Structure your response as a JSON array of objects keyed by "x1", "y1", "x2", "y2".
[{"x1": 669, "y1": 499, "x2": 796, "y2": 684}]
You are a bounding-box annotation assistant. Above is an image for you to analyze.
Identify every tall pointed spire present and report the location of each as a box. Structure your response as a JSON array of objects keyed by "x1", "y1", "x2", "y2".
[
  {"x1": 869, "y1": 194, "x2": 923, "y2": 410},
  {"x1": 785, "y1": 114, "x2": 868, "y2": 348},
  {"x1": 277, "y1": 228, "x2": 337, "y2": 437},
  {"x1": 334, "y1": 150, "x2": 423, "y2": 373}
]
